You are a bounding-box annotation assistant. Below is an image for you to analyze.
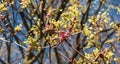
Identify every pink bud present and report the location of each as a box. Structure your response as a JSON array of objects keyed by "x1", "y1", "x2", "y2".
[
  {"x1": 22, "y1": 0, "x2": 26, "y2": 2},
  {"x1": 45, "y1": 13, "x2": 51, "y2": 18},
  {"x1": 65, "y1": 26, "x2": 72, "y2": 35},
  {"x1": 59, "y1": 26, "x2": 72, "y2": 42},
  {"x1": 0, "y1": 14, "x2": 2, "y2": 19},
  {"x1": 59, "y1": 31, "x2": 66, "y2": 41},
  {"x1": 101, "y1": 49, "x2": 107, "y2": 55},
  {"x1": 60, "y1": 31, "x2": 65, "y2": 37}
]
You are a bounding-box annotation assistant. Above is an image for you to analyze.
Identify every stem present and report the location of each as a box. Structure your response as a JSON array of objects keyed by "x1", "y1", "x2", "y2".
[{"x1": 71, "y1": 45, "x2": 93, "y2": 64}]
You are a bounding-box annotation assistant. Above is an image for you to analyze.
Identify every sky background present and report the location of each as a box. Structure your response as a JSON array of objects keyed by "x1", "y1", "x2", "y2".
[{"x1": 0, "y1": 0, "x2": 120, "y2": 64}]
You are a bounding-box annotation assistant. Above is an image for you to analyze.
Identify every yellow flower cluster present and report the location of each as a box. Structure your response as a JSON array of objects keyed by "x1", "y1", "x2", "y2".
[
  {"x1": 0, "y1": 28, "x2": 4, "y2": 33},
  {"x1": 83, "y1": 25, "x2": 94, "y2": 39},
  {"x1": 0, "y1": 2, "x2": 7, "y2": 12},
  {"x1": 23, "y1": 36, "x2": 40, "y2": 50},
  {"x1": 15, "y1": 24, "x2": 22, "y2": 32},
  {"x1": 20, "y1": 0, "x2": 31, "y2": 9},
  {"x1": 105, "y1": 51, "x2": 114, "y2": 59}
]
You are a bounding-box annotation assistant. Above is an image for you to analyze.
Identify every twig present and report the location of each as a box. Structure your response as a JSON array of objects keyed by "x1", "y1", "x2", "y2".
[
  {"x1": 0, "y1": 58, "x2": 6, "y2": 64},
  {"x1": 71, "y1": 45, "x2": 93, "y2": 64},
  {"x1": 57, "y1": 50, "x2": 71, "y2": 62}
]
